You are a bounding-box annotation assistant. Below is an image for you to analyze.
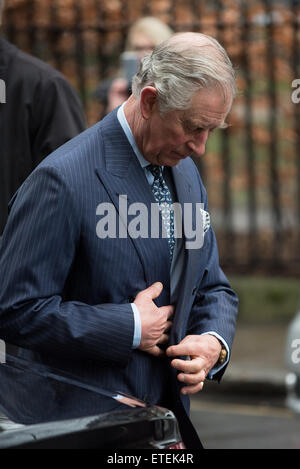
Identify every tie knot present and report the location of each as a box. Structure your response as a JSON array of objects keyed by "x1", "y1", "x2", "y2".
[{"x1": 148, "y1": 164, "x2": 163, "y2": 180}]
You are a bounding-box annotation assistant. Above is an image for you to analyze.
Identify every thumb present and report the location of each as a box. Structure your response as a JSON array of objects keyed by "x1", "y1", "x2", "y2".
[{"x1": 141, "y1": 282, "x2": 163, "y2": 300}]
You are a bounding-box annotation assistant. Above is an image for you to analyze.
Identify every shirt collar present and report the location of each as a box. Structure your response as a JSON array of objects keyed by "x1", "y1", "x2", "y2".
[{"x1": 117, "y1": 102, "x2": 150, "y2": 170}]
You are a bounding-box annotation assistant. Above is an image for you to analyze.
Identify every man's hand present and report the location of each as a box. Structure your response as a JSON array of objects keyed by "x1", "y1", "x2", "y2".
[
  {"x1": 166, "y1": 335, "x2": 222, "y2": 395},
  {"x1": 134, "y1": 282, "x2": 174, "y2": 357}
]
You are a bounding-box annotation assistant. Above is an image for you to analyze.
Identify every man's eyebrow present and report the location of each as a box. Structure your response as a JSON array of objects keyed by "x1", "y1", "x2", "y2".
[
  {"x1": 187, "y1": 119, "x2": 229, "y2": 130},
  {"x1": 219, "y1": 121, "x2": 229, "y2": 129},
  {"x1": 202, "y1": 119, "x2": 230, "y2": 130}
]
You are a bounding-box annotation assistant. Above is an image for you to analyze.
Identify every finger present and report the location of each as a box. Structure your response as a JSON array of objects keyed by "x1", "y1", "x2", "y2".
[
  {"x1": 181, "y1": 381, "x2": 205, "y2": 395},
  {"x1": 159, "y1": 305, "x2": 174, "y2": 318},
  {"x1": 177, "y1": 369, "x2": 206, "y2": 385},
  {"x1": 166, "y1": 342, "x2": 194, "y2": 357},
  {"x1": 144, "y1": 345, "x2": 165, "y2": 357},
  {"x1": 171, "y1": 357, "x2": 206, "y2": 374},
  {"x1": 157, "y1": 333, "x2": 169, "y2": 345},
  {"x1": 135, "y1": 282, "x2": 163, "y2": 302},
  {"x1": 164, "y1": 320, "x2": 172, "y2": 332},
  {"x1": 145, "y1": 282, "x2": 163, "y2": 300}
]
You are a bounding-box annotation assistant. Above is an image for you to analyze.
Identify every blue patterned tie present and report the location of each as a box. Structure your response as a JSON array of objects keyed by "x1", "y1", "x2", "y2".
[{"x1": 148, "y1": 164, "x2": 175, "y2": 260}]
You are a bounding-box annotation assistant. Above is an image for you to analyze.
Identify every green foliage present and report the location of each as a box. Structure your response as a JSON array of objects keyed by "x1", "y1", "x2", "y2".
[{"x1": 229, "y1": 276, "x2": 300, "y2": 324}]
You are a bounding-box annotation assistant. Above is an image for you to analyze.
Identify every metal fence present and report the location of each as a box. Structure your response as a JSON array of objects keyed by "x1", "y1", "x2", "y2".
[{"x1": 3, "y1": 0, "x2": 300, "y2": 275}]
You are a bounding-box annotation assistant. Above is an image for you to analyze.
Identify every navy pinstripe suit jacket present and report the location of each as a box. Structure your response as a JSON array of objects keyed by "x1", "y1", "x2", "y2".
[{"x1": 0, "y1": 109, "x2": 238, "y2": 436}]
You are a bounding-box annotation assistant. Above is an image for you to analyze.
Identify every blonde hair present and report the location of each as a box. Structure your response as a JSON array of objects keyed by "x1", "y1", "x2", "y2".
[{"x1": 125, "y1": 16, "x2": 173, "y2": 51}]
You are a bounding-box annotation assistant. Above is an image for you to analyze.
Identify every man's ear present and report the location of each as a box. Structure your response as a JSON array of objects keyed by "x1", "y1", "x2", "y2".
[{"x1": 140, "y1": 87, "x2": 158, "y2": 119}]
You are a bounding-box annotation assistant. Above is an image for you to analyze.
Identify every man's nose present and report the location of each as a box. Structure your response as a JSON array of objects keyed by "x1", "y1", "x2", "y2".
[{"x1": 187, "y1": 129, "x2": 209, "y2": 157}]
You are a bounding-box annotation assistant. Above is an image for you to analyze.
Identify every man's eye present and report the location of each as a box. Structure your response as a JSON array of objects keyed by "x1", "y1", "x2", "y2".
[
  {"x1": 190, "y1": 127, "x2": 204, "y2": 133},
  {"x1": 195, "y1": 127, "x2": 213, "y2": 133}
]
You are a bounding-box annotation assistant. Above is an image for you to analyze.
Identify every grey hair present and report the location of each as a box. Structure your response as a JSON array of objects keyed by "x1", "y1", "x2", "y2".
[
  {"x1": 0, "y1": 0, "x2": 4, "y2": 25},
  {"x1": 132, "y1": 33, "x2": 237, "y2": 114}
]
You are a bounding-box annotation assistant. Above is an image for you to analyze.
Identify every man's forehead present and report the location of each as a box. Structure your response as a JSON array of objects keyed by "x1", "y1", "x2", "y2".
[
  {"x1": 183, "y1": 88, "x2": 232, "y2": 121},
  {"x1": 183, "y1": 115, "x2": 226, "y2": 129},
  {"x1": 182, "y1": 108, "x2": 228, "y2": 128}
]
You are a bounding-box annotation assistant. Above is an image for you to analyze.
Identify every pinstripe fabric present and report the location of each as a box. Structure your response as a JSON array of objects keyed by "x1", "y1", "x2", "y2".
[{"x1": 0, "y1": 109, "x2": 238, "y2": 431}]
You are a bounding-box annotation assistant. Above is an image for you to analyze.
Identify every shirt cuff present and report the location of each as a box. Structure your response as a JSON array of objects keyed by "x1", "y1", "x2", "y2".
[
  {"x1": 131, "y1": 303, "x2": 141, "y2": 349},
  {"x1": 201, "y1": 331, "x2": 230, "y2": 379}
]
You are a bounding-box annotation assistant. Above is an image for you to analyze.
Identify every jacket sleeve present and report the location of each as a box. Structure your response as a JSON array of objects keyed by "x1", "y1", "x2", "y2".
[
  {"x1": 30, "y1": 73, "x2": 86, "y2": 166},
  {"x1": 0, "y1": 165, "x2": 134, "y2": 367},
  {"x1": 186, "y1": 167, "x2": 239, "y2": 380}
]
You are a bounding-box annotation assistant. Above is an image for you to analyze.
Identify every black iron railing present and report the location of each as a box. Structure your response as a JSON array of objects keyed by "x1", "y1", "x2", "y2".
[{"x1": 3, "y1": 0, "x2": 300, "y2": 275}]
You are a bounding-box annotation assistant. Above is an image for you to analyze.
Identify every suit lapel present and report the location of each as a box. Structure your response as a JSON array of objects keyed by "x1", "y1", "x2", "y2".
[
  {"x1": 170, "y1": 163, "x2": 204, "y2": 343},
  {"x1": 172, "y1": 162, "x2": 204, "y2": 274},
  {"x1": 95, "y1": 111, "x2": 171, "y2": 299}
]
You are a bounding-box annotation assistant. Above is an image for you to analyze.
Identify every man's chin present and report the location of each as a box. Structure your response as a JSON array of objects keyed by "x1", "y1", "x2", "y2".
[{"x1": 161, "y1": 153, "x2": 189, "y2": 166}]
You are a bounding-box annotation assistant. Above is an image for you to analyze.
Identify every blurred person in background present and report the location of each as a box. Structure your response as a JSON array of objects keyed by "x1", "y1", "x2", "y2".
[
  {"x1": 94, "y1": 16, "x2": 173, "y2": 117},
  {"x1": 0, "y1": 0, "x2": 86, "y2": 235}
]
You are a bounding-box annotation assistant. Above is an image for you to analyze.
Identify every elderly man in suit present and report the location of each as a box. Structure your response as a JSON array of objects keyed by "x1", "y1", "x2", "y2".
[{"x1": 0, "y1": 32, "x2": 238, "y2": 448}]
